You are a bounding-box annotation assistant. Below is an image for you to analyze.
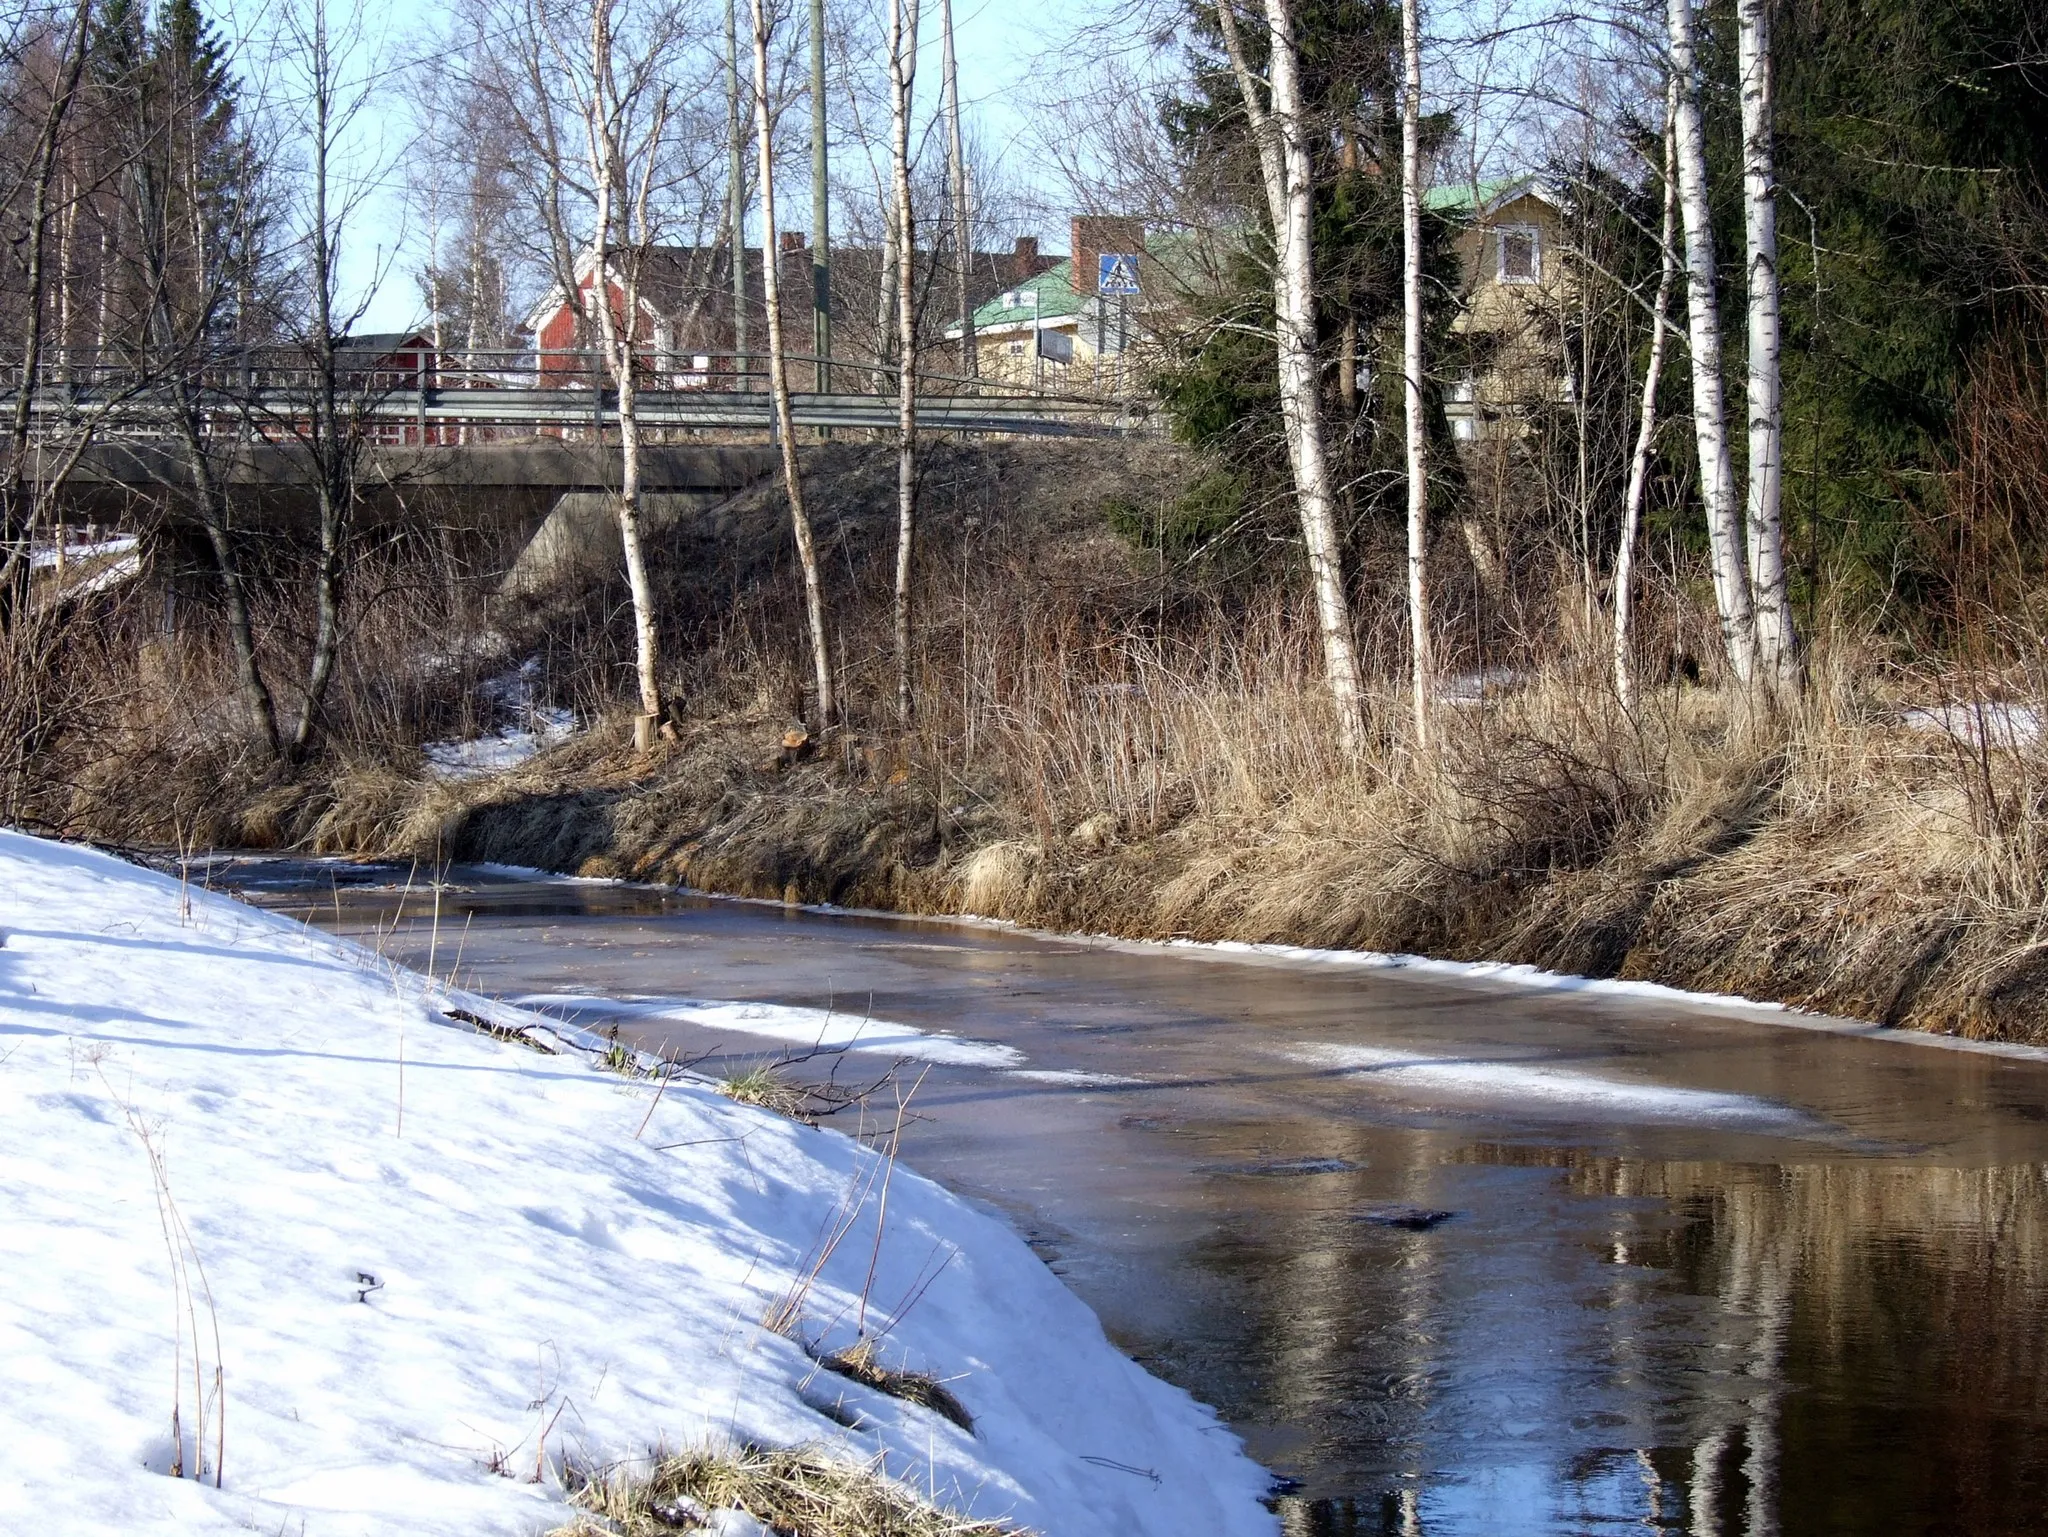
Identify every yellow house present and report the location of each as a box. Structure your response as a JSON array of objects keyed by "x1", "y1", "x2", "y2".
[
  {"x1": 1431, "y1": 176, "x2": 1571, "y2": 441},
  {"x1": 946, "y1": 218, "x2": 1158, "y2": 394}
]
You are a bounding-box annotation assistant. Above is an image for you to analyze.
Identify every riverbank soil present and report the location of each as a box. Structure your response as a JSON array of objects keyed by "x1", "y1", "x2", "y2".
[{"x1": 28, "y1": 439, "x2": 2048, "y2": 1044}]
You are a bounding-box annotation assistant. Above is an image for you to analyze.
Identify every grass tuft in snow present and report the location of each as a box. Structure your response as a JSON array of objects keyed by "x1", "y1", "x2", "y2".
[
  {"x1": 720, "y1": 1063, "x2": 817, "y2": 1121},
  {"x1": 811, "y1": 1338, "x2": 974, "y2": 1434},
  {"x1": 554, "y1": 1444, "x2": 1024, "y2": 1537}
]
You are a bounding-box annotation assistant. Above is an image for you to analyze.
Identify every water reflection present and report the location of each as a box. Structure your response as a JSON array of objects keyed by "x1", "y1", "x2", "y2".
[
  {"x1": 208, "y1": 856, "x2": 2048, "y2": 1537},
  {"x1": 1240, "y1": 1150, "x2": 2048, "y2": 1534}
]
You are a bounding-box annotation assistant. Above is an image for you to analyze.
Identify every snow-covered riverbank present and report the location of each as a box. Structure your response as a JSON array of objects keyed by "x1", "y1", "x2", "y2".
[{"x1": 0, "y1": 832, "x2": 1273, "y2": 1537}]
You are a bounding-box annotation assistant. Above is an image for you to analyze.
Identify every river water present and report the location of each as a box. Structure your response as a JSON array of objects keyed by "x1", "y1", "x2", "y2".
[{"x1": 210, "y1": 856, "x2": 2048, "y2": 1536}]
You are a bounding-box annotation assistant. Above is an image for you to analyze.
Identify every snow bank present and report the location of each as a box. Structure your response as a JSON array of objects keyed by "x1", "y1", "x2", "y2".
[
  {"x1": 30, "y1": 533, "x2": 140, "y2": 569},
  {"x1": 424, "y1": 659, "x2": 578, "y2": 778},
  {"x1": 424, "y1": 710, "x2": 576, "y2": 778},
  {"x1": 0, "y1": 833, "x2": 1272, "y2": 1537},
  {"x1": 1900, "y1": 700, "x2": 2042, "y2": 749}
]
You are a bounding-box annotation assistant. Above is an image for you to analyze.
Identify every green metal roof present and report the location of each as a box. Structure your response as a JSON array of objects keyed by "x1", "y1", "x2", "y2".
[
  {"x1": 1425, "y1": 176, "x2": 1547, "y2": 214},
  {"x1": 969, "y1": 261, "x2": 1085, "y2": 332}
]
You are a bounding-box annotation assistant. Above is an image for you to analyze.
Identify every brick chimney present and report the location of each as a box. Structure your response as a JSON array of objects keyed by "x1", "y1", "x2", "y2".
[
  {"x1": 779, "y1": 231, "x2": 807, "y2": 254},
  {"x1": 1011, "y1": 235, "x2": 1040, "y2": 283},
  {"x1": 1069, "y1": 215, "x2": 1148, "y2": 295}
]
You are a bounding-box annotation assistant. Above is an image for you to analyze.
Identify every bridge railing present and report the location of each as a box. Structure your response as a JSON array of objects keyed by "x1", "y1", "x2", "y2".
[
  {"x1": 1, "y1": 346, "x2": 1159, "y2": 441},
  {"x1": 3, "y1": 346, "x2": 1143, "y2": 408}
]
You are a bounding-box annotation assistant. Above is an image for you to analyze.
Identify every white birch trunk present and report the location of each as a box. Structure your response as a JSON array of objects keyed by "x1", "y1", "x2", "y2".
[
  {"x1": 584, "y1": 0, "x2": 663, "y2": 750},
  {"x1": 752, "y1": 0, "x2": 836, "y2": 728},
  {"x1": 56, "y1": 174, "x2": 73, "y2": 378},
  {"x1": 875, "y1": 202, "x2": 897, "y2": 395},
  {"x1": 1399, "y1": 0, "x2": 1432, "y2": 751},
  {"x1": 1738, "y1": 0, "x2": 1798, "y2": 693},
  {"x1": 889, "y1": 0, "x2": 921, "y2": 722},
  {"x1": 1667, "y1": 0, "x2": 1756, "y2": 685},
  {"x1": 1615, "y1": 103, "x2": 1680, "y2": 716},
  {"x1": 1217, "y1": 0, "x2": 1366, "y2": 758}
]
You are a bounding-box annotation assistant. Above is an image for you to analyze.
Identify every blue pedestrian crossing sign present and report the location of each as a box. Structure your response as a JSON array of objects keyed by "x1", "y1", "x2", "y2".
[{"x1": 1098, "y1": 252, "x2": 1141, "y2": 296}]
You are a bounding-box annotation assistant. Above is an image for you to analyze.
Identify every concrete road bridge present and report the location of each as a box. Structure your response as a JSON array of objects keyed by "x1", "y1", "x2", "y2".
[{"x1": 10, "y1": 353, "x2": 1158, "y2": 592}]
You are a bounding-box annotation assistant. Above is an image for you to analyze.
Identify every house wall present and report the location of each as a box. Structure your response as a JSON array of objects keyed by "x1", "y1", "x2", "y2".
[{"x1": 1447, "y1": 190, "x2": 1572, "y2": 441}]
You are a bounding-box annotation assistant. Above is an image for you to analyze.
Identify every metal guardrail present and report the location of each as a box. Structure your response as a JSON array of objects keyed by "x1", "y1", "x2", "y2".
[
  {"x1": 3, "y1": 386, "x2": 1153, "y2": 440},
  {"x1": 0, "y1": 348, "x2": 1158, "y2": 440}
]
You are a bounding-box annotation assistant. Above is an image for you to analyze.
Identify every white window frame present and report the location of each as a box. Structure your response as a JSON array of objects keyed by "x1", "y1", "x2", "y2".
[{"x1": 1496, "y1": 223, "x2": 1541, "y2": 285}]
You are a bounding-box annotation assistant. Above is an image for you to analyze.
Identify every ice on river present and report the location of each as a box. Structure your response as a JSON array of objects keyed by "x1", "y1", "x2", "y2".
[
  {"x1": 1286, "y1": 1042, "x2": 1815, "y2": 1131},
  {"x1": 0, "y1": 832, "x2": 1272, "y2": 1537},
  {"x1": 513, "y1": 993, "x2": 1027, "y2": 1068}
]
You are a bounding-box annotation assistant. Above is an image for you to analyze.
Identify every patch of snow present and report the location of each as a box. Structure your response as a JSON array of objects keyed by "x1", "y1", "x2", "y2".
[
  {"x1": 423, "y1": 659, "x2": 579, "y2": 778},
  {"x1": 1005, "y1": 1069, "x2": 1147, "y2": 1088},
  {"x1": 477, "y1": 656, "x2": 547, "y2": 713},
  {"x1": 423, "y1": 708, "x2": 575, "y2": 778},
  {"x1": 1285, "y1": 1042, "x2": 1814, "y2": 1131},
  {"x1": 1900, "y1": 701, "x2": 2042, "y2": 749},
  {"x1": 0, "y1": 832, "x2": 1273, "y2": 1537},
  {"x1": 1154, "y1": 936, "x2": 1795, "y2": 1016},
  {"x1": 1436, "y1": 667, "x2": 1523, "y2": 704},
  {"x1": 30, "y1": 533, "x2": 138, "y2": 569},
  {"x1": 513, "y1": 994, "x2": 1025, "y2": 1069},
  {"x1": 64, "y1": 549, "x2": 144, "y2": 597}
]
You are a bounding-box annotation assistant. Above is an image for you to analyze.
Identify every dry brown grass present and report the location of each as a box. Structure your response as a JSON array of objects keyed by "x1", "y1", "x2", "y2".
[
  {"x1": 720, "y1": 1063, "x2": 817, "y2": 1120},
  {"x1": 25, "y1": 439, "x2": 2048, "y2": 1043},
  {"x1": 811, "y1": 1339, "x2": 975, "y2": 1434},
  {"x1": 553, "y1": 1444, "x2": 1023, "y2": 1537}
]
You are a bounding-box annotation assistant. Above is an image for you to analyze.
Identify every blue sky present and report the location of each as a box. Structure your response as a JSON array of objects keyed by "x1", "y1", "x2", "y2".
[{"x1": 226, "y1": 0, "x2": 1109, "y2": 332}]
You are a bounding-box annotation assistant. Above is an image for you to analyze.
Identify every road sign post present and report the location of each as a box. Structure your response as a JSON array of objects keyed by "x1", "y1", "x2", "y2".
[
  {"x1": 1097, "y1": 255, "x2": 1139, "y2": 393},
  {"x1": 1097, "y1": 252, "x2": 1141, "y2": 296}
]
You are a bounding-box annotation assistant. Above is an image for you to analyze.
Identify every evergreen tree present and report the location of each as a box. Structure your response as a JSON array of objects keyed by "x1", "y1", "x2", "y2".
[
  {"x1": 1707, "y1": 0, "x2": 2048, "y2": 606},
  {"x1": 93, "y1": 0, "x2": 269, "y2": 355},
  {"x1": 1151, "y1": 0, "x2": 1466, "y2": 552}
]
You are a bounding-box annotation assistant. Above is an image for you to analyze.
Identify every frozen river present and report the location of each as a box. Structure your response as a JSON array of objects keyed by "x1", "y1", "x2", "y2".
[{"x1": 213, "y1": 856, "x2": 2048, "y2": 1535}]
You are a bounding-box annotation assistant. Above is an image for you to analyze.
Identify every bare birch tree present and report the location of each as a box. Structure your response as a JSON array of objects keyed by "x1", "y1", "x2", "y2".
[
  {"x1": 886, "y1": 0, "x2": 919, "y2": 723},
  {"x1": 1399, "y1": 0, "x2": 1432, "y2": 751},
  {"x1": 1614, "y1": 96, "x2": 1679, "y2": 716},
  {"x1": 281, "y1": 0, "x2": 391, "y2": 759},
  {"x1": 1738, "y1": 0, "x2": 1797, "y2": 693},
  {"x1": 809, "y1": 0, "x2": 829, "y2": 388},
  {"x1": 1214, "y1": 0, "x2": 1366, "y2": 758},
  {"x1": 751, "y1": 0, "x2": 836, "y2": 729},
  {"x1": 0, "y1": 0, "x2": 92, "y2": 622},
  {"x1": 585, "y1": 0, "x2": 678, "y2": 749},
  {"x1": 1665, "y1": 0, "x2": 1755, "y2": 685},
  {"x1": 492, "y1": 0, "x2": 687, "y2": 751}
]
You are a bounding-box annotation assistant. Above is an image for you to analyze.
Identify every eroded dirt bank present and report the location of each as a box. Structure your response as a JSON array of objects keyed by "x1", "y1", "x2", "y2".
[
  {"x1": 39, "y1": 439, "x2": 2048, "y2": 1045},
  {"x1": 151, "y1": 699, "x2": 2048, "y2": 1048}
]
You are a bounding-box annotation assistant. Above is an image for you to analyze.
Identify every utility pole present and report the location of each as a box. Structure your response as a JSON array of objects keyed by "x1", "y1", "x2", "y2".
[
  {"x1": 727, "y1": 0, "x2": 748, "y2": 387},
  {"x1": 941, "y1": 0, "x2": 972, "y2": 378},
  {"x1": 810, "y1": 0, "x2": 830, "y2": 393}
]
